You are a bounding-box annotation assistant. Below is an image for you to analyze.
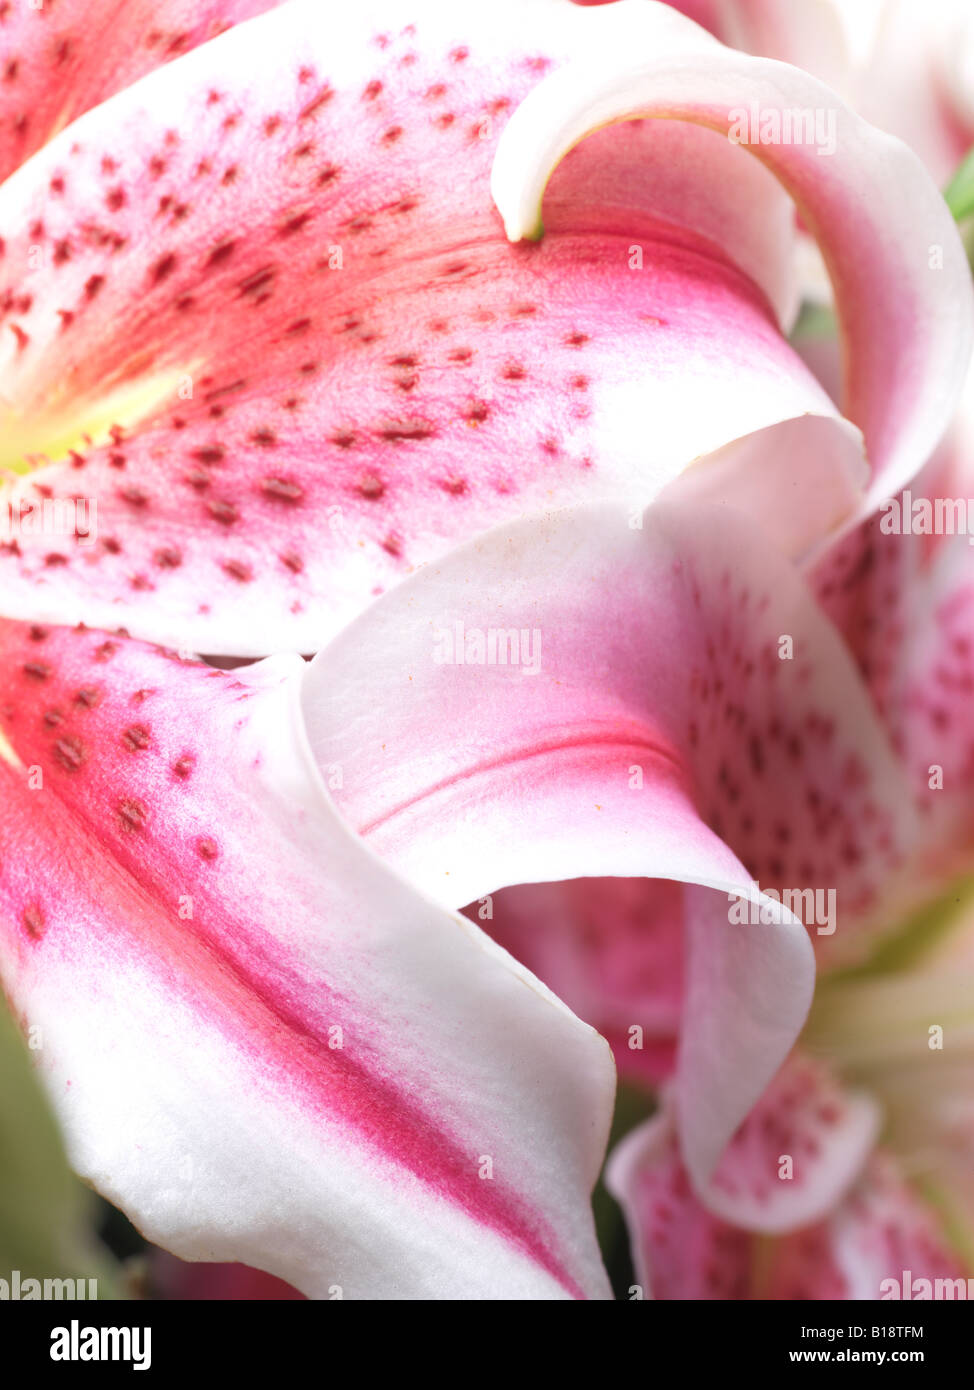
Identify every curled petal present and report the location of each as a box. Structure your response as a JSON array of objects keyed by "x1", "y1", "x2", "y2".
[
  {"x1": 691, "y1": 1055, "x2": 879, "y2": 1233},
  {"x1": 479, "y1": 876, "x2": 684, "y2": 1087},
  {"x1": 492, "y1": 0, "x2": 974, "y2": 513},
  {"x1": 607, "y1": 1110, "x2": 962, "y2": 1299},
  {"x1": 606, "y1": 1104, "x2": 755, "y2": 1299},
  {"x1": 301, "y1": 489, "x2": 915, "y2": 1179},
  {"x1": 0, "y1": 0, "x2": 861, "y2": 652},
  {"x1": 0, "y1": 619, "x2": 613, "y2": 1299}
]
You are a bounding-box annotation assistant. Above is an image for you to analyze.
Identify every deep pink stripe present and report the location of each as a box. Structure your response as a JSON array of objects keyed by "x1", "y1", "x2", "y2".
[{"x1": 356, "y1": 727, "x2": 688, "y2": 839}]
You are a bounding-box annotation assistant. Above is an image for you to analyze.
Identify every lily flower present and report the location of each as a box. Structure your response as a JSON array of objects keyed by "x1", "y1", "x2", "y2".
[
  {"x1": 2, "y1": 0, "x2": 972, "y2": 1302},
  {"x1": 1, "y1": 438, "x2": 968, "y2": 1297},
  {"x1": 425, "y1": 1, "x2": 974, "y2": 1298},
  {"x1": 0, "y1": 0, "x2": 968, "y2": 655}
]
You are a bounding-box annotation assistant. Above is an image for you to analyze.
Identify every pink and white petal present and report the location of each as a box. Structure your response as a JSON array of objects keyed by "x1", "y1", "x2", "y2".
[
  {"x1": 679, "y1": 881, "x2": 811, "y2": 1188},
  {"x1": 0, "y1": 0, "x2": 286, "y2": 184},
  {"x1": 302, "y1": 493, "x2": 918, "y2": 1178},
  {"x1": 846, "y1": 0, "x2": 974, "y2": 186},
  {"x1": 492, "y1": 0, "x2": 974, "y2": 514},
  {"x1": 696, "y1": 1055, "x2": 880, "y2": 1233},
  {"x1": 305, "y1": 496, "x2": 917, "y2": 955},
  {"x1": 826, "y1": 1156, "x2": 969, "y2": 1298},
  {"x1": 605, "y1": 1102, "x2": 853, "y2": 1300},
  {"x1": 840, "y1": 527, "x2": 974, "y2": 878},
  {"x1": 813, "y1": 364, "x2": 974, "y2": 876},
  {"x1": 662, "y1": 0, "x2": 974, "y2": 188},
  {"x1": 0, "y1": 620, "x2": 614, "y2": 1300},
  {"x1": 472, "y1": 876, "x2": 684, "y2": 1087},
  {"x1": 606, "y1": 1106, "x2": 755, "y2": 1299},
  {"x1": 661, "y1": 415, "x2": 864, "y2": 563},
  {"x1": 538, "y1": 101, "x2": 800, "y2": 330},
  {"x1": 607, "y1": 1112, "x2": 961, "y2": 1300},
  {"x1": 0, "y1": 0, "x2": 859, "y2": 653}
]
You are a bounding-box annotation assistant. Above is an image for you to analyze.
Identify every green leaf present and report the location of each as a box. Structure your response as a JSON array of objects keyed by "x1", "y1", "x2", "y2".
[
  {"x1": 791, "y1": 299, "x2": 837, "y2": 343},
  {"x1": 945, "y1": 145, "x2": 974, "y2": 224}
]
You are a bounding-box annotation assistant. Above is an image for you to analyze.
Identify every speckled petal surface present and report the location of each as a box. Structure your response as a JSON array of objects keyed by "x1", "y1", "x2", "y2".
[
  {"x1": 301, "y1": 491, "x2": 919, "y2": 1182},
  {"x1": 0, "y1": 619, "x2": 614, "y2": 1299},
  {"x1": 0, "y1": 0, "x2": 865, "y2": 652}
]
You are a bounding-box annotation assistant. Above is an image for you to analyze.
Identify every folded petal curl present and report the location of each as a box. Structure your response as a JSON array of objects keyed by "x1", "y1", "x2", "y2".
[
  {"x1": 300, "y1": 486, "x2": 919, "y2": 1185},
  {"x1": 493, "y1": 0, "x2": 974, "y2": 516},
  {"x1": 0, "y1": 618, "x2": 614, "y2": 1299}
]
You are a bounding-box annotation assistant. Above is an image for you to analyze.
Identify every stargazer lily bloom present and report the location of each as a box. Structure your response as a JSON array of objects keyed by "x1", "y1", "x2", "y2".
[
  {"x1": 0, "y1": 0, "x2": 969, "y2": 655},
  {"x1": 1, "y1": 0, "x2": 973, "y2": 1304}
]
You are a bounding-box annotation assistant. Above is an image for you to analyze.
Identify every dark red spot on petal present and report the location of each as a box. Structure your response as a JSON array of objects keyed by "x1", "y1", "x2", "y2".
[
  {"x1": 22, "y1": 904, "x2": 45, "y2": 940},
  {"x1": 260, "y1": 476, "x2": 304, "y2": 503},
  {"x1": 53, "y1": 735, "x2": 86, "y2": 772},
  {"x1": 378, "y1": 419, "x2": 435, "y2": 443},
  {"x1": 151, "y1": 253, "x2": 178, "y2": 284},
  {"x1": 208, "y1": 500, "x2": 239, "y2": 526},
  {"x1": 191, "y1": 445, "x2": 225, "y2": 465},
  {"x1": 118, "y1": 798, "x2": 148, "y2": 833}
]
